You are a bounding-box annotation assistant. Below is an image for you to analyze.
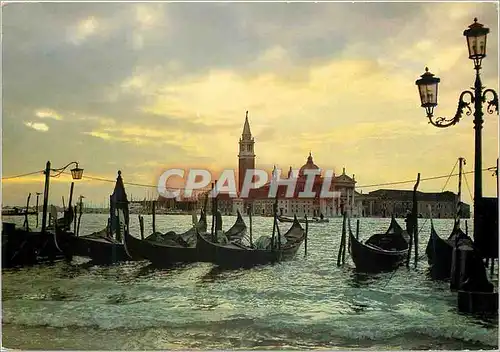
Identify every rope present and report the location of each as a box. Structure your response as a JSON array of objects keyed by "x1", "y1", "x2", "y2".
[
  {"x1": 3, "y1": 166, "x2": 495, "y2": 193},
  {"x1": 462, "y1": 167, "x2": 474, "y2": 202},
  {"x1": 356, "y1": 166, "x2": 479, "y2": 190},
  {"x1": 61, "y1": 171, "x2": 212, "y2": 193},
  {"x1": 440, "y1": 159, "x2": 459, "y2": 192},
  {"x1": 1, "y1": 170, "x2": 43, "y2": 180}
]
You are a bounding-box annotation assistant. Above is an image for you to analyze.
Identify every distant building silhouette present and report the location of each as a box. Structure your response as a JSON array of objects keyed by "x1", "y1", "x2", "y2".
[{"x1": 357, "y1": 189, "x2": 471, "y2": 218}]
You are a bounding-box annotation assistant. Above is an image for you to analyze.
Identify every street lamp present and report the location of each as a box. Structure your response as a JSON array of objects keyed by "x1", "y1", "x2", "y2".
[
  {"x1": 70, "y1": 165, "x2": 84, "y2": 180},
  {"x1": 41, "y1": 161, "x2": 84, "y2": 233},
  {"x1": 415, "y1": 18, "x2": 498, "y2": 244}
]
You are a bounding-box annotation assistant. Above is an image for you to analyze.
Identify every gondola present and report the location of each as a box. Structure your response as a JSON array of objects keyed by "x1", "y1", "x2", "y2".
[
  {"x1": 2, "y1": 207, "x2": 37, "y2": 216},
  {"x1": 2, "y1": 222, "x2": 72, "y2": 268},
  {"x1": 123, "y1": 210, "x2": 247, "y2": 266},
  {"x1": 123, "y1": 210, "x2": 207, "y2": 265},
  {"x1": 218, "y1": 210, "x2": 247, "y2": 243},
  {"x1": 425, "y1": 219, "x2": 473, "y2": 280},
  {"x1": 277, "y1": 215, "x2": 329, "y2": 224},
  {"x1": 196, "y1": 215, "x2": 305, "y2": 268},
  {"x1": 64, "y1": 224, "x2": 131, "y2": 265},
  {"x1": 55, "y1": 171, "x2": 133, "y2": 265},
  {"x1": 424, "y1": 156, "x2": 478, "y2": 281},
  {"x1": 143, "y1": 211, "x2": 207, "y2": 245},
  {"x1": 364, "y1": 215, "x2": 409, "y2": 249},
  {"x1": 2, "y1": 199, "x2": 75, "y2": 268},
  {"x1": 348, "y1": 216, "x2": 409, "y2": 273}
]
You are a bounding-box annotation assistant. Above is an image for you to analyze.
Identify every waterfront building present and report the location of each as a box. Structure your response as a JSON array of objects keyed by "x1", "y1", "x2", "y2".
[
  {"x1": 357, "y1": 189, "x2": 471, "y2": 218},
  {"x1": 246, "y1": 157, "x2": 358, "y2": 217}
]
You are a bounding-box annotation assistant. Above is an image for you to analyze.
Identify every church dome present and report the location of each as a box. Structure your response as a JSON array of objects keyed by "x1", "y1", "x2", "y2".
[{"x1": 298, "y1": 152, "x2": 320, "y2": 177}]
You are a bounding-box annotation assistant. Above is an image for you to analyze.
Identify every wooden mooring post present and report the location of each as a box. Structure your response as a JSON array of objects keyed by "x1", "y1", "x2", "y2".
[
  {"x1": 413, "y1": 173, "x2": 421, "y2": 267},
  {"x1": 76, "y1": 196, "x2": 84, "y2": 237},
  {"x1": 139, "y1": 215, "x2": 145, "y2": 240},
  {"x1": 23, "y1": 193, "x2": 31, "y2": 230},
  {"x1": 271, "y1": 212, "x2": 277, "y2": 252},
  {"x1": 304, "y1": 215, "x2": 309, "y2": 257},
  {"x1": 337, "y1": 211, "x2": 347, "y2": 266},
  {"x1": 35, "y1": 192, "x2": 42, "y2": 228},
  {"x1": 406, "y1": 173, "x2": 420, "y2": 268},
  {"x1": 152, "y1": 200, "x2": 156, "y2": 234},
  {"x1": 73, "y1": 205, "x2": 77, "y2": 233},
  {"x1": 248, "y1": 205, "x2": 253, "y2": 248},
  {"x1": 356, "y1": 219, "x2": 360, "y2": 240},
  {"x1": 210, "y1": 182, "x2": 216, "y2": 241},
  {"x1": 68, "y1": 182, "x2": 74, "y2": 212}
]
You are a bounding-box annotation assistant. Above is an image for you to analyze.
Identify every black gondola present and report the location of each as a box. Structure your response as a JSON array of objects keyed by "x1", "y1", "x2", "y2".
[
  {"x1": 143, "y1": 211, "x2": 207, "y2": 245},
  {"x1": 364, "y1": 216, "x2": 409, "y2": 250},
  {"x1": 277, "y1": 215, "x2": 329, "y2": 224},
  {"x1": 55, "y1": 171, "x2": 132, "y2": 265},
  {"x1": 425, "y1": 220, "x2": 473, "y2": 280},
  {"x1": 348, "y1": 217, "x2": 409, "y2": 273},
  {"x1": 2, "y1": 223, "x2": 72, "y2": 268},
  {"x1": 216, "y1": 210, "x2": 247, "y2": 244},
  {"x1": 123, "y1": 211, "x2": 207, "y2": 265},
  {"x1": 196, "y1": 215, "x2": 305, "y2": 268},
  {"x1": 2, "y1": 207, "x2": 38, "y2": 216},
  {"x1": 3, "y1": 203, "x2": 75, "y2": 268},
  {"x1": 123, "y1": 210, "x2": 247, "y2": 266}
]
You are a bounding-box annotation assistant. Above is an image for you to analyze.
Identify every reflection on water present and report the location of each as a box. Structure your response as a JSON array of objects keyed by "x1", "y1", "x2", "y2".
[
  {"x1": 349, "y1": 270, "x2": 385, "y2": 288},
  {"x1": 2, "y1": 214, "x2": 498, "y2": 350}
]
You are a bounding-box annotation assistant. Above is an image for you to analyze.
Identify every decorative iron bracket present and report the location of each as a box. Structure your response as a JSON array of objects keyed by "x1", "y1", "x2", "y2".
[
  {"x1": 482, "y1": 88, "x2": 499, "y2": 115},
  {"x1": 428, "y1": 90, "x2": 474, "y2": 128}
]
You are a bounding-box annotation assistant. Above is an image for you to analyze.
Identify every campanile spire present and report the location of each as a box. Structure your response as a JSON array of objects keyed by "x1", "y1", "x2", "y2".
[{"x1": 238, "y1": 111, "x2": 256, "y2": 194}]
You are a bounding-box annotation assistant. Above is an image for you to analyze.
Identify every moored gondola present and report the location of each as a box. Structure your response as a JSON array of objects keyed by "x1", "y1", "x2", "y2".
[
  {"x1": 3, "y1": 195, "x2": 75, "y2": 268},
  {"x1": 223, "y1": 210, "x2": 247, "y2": 243},
  {"x1": 2, "y1": 223, "x2": 72, "y2": 268},
  {"x1": 143, "y1": 211, "x2": 207, "y2": 245},
  {"x1": 277, "y1": 215, "x2": 329, "y2": 224},
  {"x1": 196, "y1": 215, "x2": 305, "y2": 268},
  {"x1": 424, "y1": 156, "x2": 477, "y2": 280},
  {"x1": 123, "y1": 210, "x2": 247, "y2": 266},
  {"x1": 123, "y1": 210, "x2": 206, "y2": 265},
  {"x1": 425, "y1": 220, "x2": 473, "y2": 280},
  {"x1": 55, "y1": 171, "x2": 133, "y2": 265},
  {"x1": 364, "y1": 215, "x2": 409, "y2": 250},
  {"x1": 348, "y1": 217, "x2": 409, "y2": 273}
]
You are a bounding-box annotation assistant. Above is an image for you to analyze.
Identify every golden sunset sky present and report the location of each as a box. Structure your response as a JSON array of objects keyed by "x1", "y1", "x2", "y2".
[{"x1": 2, "y1": 2, "x2": 499, "y2": 207}]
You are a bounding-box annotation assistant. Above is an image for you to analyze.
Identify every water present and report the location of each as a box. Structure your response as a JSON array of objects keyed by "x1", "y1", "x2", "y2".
[{"x1": 2, "y1": 214, "x2": 498, "y2": 350}]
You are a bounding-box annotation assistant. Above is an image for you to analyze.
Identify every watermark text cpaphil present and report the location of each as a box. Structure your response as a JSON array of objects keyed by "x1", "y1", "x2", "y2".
[{"x1": 157, "y1": 168, "x2": 341, "y2": 199}]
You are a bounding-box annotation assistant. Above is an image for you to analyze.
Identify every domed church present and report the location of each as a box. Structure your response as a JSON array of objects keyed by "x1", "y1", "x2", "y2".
[
  {"x1": 242, "y1": 152, "x2": 357, "y2": 217},
  {"x1": 225, "y1": 113, "x2": 359, "y2": 217}
]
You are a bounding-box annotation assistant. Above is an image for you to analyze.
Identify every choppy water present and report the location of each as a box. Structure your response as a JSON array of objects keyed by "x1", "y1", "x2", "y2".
[{"x1": 2, "y1": 214, "x2": 498, "y2": 350}]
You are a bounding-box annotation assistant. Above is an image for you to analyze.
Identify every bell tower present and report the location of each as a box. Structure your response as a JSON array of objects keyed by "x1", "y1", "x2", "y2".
[{"x1": 238, "y1": 111, "x2": 256, "y2": 194}]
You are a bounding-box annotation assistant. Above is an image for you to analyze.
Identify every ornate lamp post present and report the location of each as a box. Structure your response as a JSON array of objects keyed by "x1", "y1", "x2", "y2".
[
  {"x1": 415, "y1": 18, "x2": 498, "y2": 241},
  {"x1": 41, "y1": 161, "x2": 84, "y2": 233}
]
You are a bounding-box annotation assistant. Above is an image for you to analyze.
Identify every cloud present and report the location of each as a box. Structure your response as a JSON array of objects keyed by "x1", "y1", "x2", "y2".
[
  {"x1": 35, "y1": 109, "x2": 63, "y2": 120},
  {"x1": 134, "y1": 3, "x2": 166, "y2": 30},
  {"x1": 24, "y1": 121, "x2": 49, "y2": 132},
  {"x1": 2, "y1": 2, "x2": 498, "y2": 207},
  {"x1": 67, "y1": 16, "x2": 99, "y2": 45}
]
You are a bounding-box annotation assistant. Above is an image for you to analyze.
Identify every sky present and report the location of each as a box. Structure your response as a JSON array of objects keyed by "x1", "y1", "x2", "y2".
[{"x1": 1, "y1": 1, "x2": 499, "y2": 208}]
